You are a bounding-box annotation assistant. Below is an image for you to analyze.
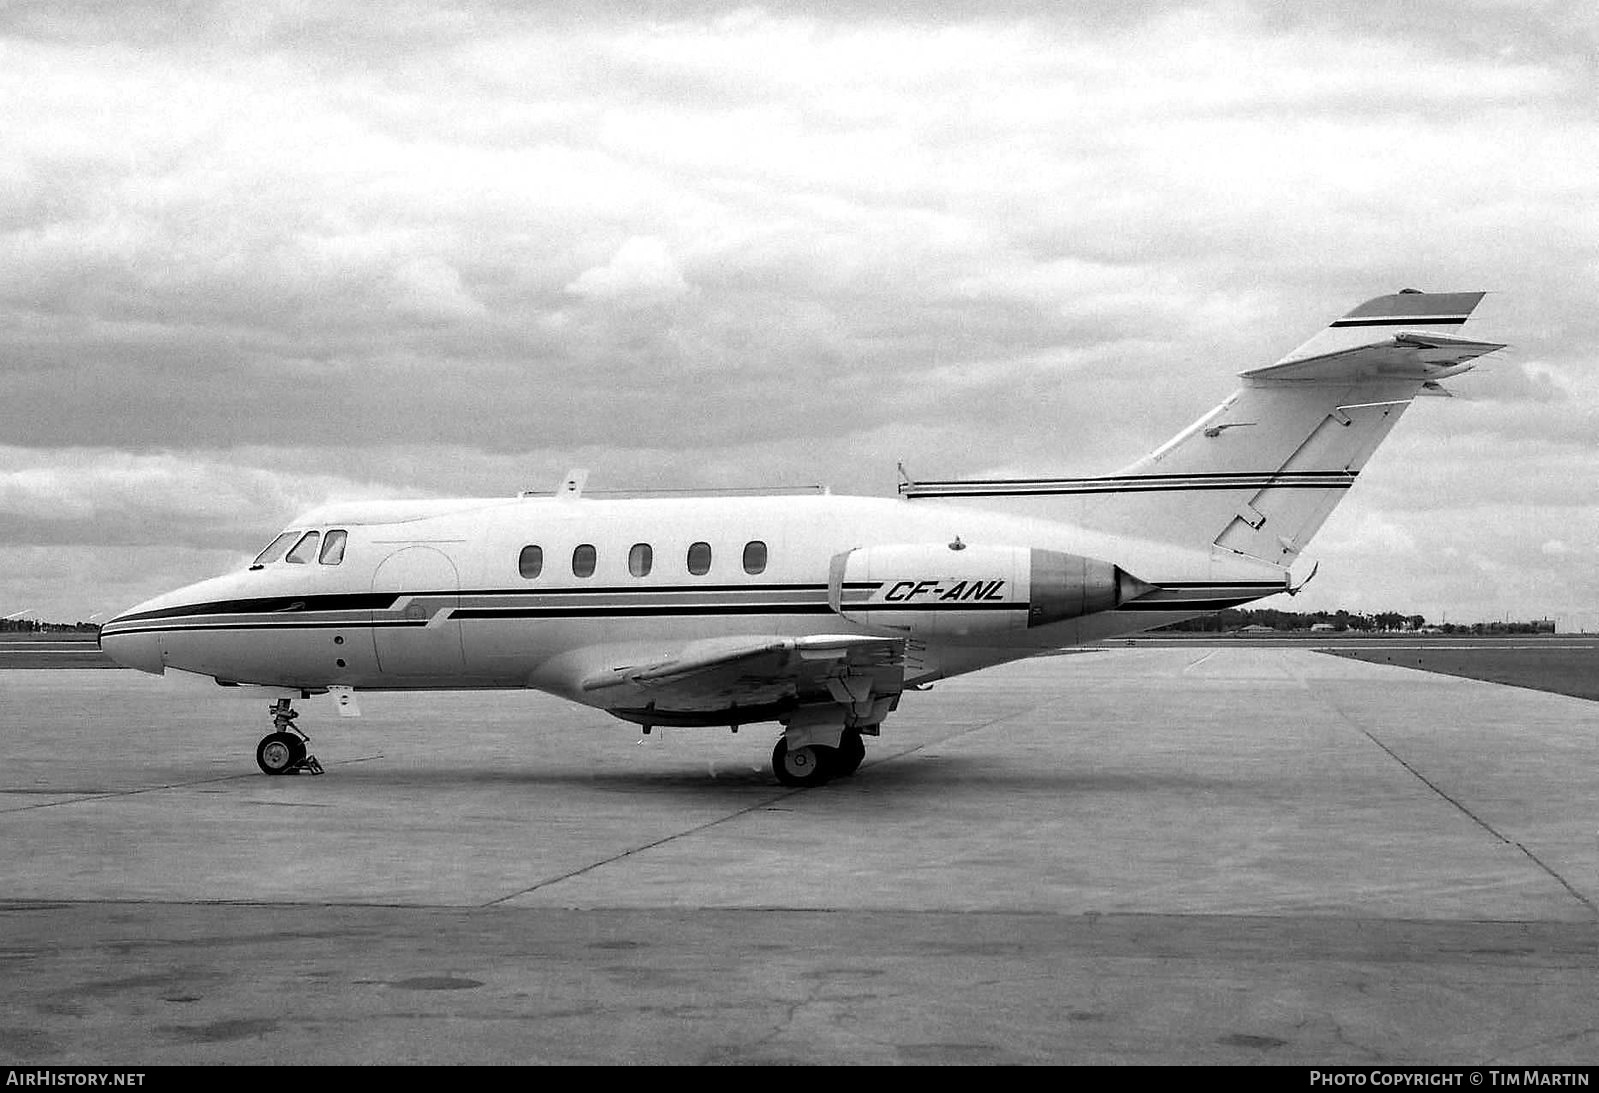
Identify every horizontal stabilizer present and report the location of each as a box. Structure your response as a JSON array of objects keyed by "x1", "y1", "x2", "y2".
[
  {"x1": 1268, "y1": 289, "x2": 1489, "y2": 372},
  {"x1": 1241, "y1": 330, "x2": 1505, "y2": 384}
]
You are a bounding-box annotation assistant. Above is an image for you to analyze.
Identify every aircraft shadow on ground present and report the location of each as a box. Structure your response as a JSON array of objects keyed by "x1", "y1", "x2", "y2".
[{"x1": 296, "y1": 749, "x2": 1263, "y2": 797}]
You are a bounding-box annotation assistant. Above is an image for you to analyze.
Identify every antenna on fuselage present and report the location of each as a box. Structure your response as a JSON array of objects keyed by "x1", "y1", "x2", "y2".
[{"x1": 557, "y1": 468, "x2": 589, "y2": 501}]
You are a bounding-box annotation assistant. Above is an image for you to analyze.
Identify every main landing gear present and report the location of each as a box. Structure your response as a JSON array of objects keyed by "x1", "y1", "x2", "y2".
[
  {"x1": 255, "y1": 698, "x2": 324, "y2": 776},
  {"x1": 771, "y1": 728, "x2": 867, "y2": 788}
]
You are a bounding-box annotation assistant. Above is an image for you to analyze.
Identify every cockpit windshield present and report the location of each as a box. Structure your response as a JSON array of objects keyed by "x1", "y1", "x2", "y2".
[
  {"x1": 252, "y1": 528, "x2": 350, "y2": 568},
  {"x1": 285, "y1": 531, "x2": 322, "y2": 564},
  {"x1": 319, "y1": 529, "x2": 348, "y2": 565},
  {"x1": 253, "y1": 531, "x2": 300, "y2": 566}
]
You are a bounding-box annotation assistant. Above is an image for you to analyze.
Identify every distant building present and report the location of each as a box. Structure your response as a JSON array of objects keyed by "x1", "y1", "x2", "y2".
[{"x1": 1310, "y1": 623, "x2": 1337, "y2": 632}]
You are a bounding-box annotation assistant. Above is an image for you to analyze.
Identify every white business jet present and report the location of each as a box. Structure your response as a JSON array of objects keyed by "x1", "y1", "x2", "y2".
[{"x1": 99, "y1": 290, "x2": 1502, "y2": 785}]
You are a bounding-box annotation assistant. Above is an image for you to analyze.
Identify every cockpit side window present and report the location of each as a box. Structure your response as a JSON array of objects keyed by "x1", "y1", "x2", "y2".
[
  {"x1": 254, "y1": 531, "x2": 300, "y2": 566},
  {"x1": 319, "y1": 529, "x2": 348, "y2": 565},
  {"x1": 285, "y1": 531, "x2": 321, "y2": 564}
]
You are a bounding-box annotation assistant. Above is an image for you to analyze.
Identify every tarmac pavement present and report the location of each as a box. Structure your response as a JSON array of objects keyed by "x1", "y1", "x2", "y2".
[{"x1": 2, "y1": 648, "x2": 1596, "y2": 1064}]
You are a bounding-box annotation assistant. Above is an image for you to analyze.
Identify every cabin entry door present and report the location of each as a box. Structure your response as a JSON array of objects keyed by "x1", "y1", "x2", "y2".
[{"x1": 371, "y1": 546, "x2": 465, "y2": 676}]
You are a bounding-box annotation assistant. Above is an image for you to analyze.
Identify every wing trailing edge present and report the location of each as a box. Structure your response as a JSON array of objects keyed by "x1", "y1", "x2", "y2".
[{"x1": 579, "y1": 634, "x2": 904, "y2": 694}]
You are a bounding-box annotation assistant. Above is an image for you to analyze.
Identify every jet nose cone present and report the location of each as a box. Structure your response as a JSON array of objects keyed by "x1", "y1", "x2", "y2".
[{"x1": 100, "y1": 627, "x2": 165, "y2": 675}]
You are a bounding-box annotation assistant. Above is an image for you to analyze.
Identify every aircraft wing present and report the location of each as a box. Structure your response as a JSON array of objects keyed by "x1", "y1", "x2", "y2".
[{"x1": 579, "y1": 634, "x2": 906, "y2": 715}]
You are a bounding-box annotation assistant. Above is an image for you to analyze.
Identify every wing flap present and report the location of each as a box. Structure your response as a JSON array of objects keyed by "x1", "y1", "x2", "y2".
[{"x1": 580, "y1": 634, "x2": 904, "y2": 695}]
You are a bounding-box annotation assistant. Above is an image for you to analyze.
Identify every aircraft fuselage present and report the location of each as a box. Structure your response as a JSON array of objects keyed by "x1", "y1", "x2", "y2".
[{"x1": 99, "y1": 492, "x2": 1283, "y2": 713}]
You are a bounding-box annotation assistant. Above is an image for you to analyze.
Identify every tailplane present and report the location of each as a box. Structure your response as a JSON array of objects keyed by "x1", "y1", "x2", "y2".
[{"x1": 902, "y1": 290, "x2": 1504, "y2": 566}]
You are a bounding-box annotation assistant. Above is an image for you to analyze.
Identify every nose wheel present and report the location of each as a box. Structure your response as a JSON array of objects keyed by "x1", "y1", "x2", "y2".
[{"x1": 256, "y1": 699, "x2": 323, "y2": 775}]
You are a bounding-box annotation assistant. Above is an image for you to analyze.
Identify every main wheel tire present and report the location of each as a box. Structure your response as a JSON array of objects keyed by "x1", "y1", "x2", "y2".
[
  {"x1": 256, "y1": 732, "x2": 301, "y2": 775},
  {"x1": 834, "y1": 729, "x2": 866, "y2": 777},
  {"x1": 772, "y1": 738, "x2": 834, "y2": 787}
]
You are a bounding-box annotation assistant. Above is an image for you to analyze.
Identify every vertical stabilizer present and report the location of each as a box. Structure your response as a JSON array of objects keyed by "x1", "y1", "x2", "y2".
[{"x1": 902, "y1": 290, "x2": 1504, "y2": 566}]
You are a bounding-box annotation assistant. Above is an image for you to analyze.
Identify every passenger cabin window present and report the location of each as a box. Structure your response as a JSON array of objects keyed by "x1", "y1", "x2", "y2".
[
  {"x1": 628, "y1": 543, "x2": 652, "y2": 577},
  {"x1": 687, "y1": 541, "x2": 711, "y2": 576},
  {"x1": 254, "y1": 531, "x2": 299, "y2": 566},
  {"x1": 519, "y1": 545, "x2": 543, "y2": 579},
  {"x1": 319, "y1": 530, "x2": 348, "y2": 565},
  {"x1": 743, "y1": 540, "x2": 768, "y2": 575},
  {"x1": 573, "y1": 544, "x2": 596, "y2": 578},
  {"x1": 285, "y1": 531, "x2": 321, "y2": 564}
]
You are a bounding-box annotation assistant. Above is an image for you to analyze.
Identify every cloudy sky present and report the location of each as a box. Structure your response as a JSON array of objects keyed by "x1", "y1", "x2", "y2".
[{"x1": 3, "y1": 1, "x2": 1596, "y2": 629}]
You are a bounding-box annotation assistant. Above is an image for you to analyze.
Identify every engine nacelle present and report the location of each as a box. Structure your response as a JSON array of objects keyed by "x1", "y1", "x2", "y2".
[{"x1": 828, "y1": 542, "x2": 1148, "y2": 639}]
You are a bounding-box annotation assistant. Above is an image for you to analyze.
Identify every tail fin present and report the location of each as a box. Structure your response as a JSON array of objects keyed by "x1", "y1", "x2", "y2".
[{"x1": 903, "y1": 290, "x2": 1504, "y2": 566}]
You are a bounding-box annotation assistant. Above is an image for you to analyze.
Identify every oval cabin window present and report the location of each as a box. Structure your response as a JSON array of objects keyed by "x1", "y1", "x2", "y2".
[
  {"x1": 519, "y1": 545, "x2": 543, "y2": 579},
  {"x1": 628, "y1": 543, "x2": 652, "y2": 577},
  {"x1": 686, "y1": 541, "x2": 711, "y2": 576},
  {"x1": 572, "y1": 544, "x2": 597, "y2": 578},
  {"x1": 742, "y1": 540, "x2": 767, "y2": 575}
]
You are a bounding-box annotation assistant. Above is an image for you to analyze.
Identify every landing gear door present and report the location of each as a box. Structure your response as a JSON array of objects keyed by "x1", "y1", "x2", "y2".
[{"x1": 371, "y1": 546, "x2": 465, "y2": 675}]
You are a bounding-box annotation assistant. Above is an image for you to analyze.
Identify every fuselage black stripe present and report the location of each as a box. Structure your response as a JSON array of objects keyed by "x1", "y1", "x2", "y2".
[
  {"x1": 1120, "y1": 599, "x2": 1257, "y2": 611},
  {"x1": 912, "y1": 471, "x2": 1356, "y2": 486},
  {"x1": 456, "y1": 604, "x2": 841, "y2": 620},
  {"x1": 110, "y1": 593, "x2": 403, "y2": 624},
  {"x1": 107, "y1": 594, "x2": 1283, "y2": 639},
  {"x1": 1329, "y1": 317, "x2": 1468, "y2": 327},
  {"x1": 905, "y1": 482, "x2": 1354, "y2": 497},
  {"x1": 100, "y1": 620, "x2": 428, "y2": 638},
  {"x1": 104, "y1": 582, "x2": 881, "y2": 627}
]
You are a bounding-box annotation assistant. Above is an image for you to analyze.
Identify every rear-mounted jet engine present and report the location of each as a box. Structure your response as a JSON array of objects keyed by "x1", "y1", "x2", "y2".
[{"x1": 828, "y1": 542, "x2": 1151, "y2": 638}]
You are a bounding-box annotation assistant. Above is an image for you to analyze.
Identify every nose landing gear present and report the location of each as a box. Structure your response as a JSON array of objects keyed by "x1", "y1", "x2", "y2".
[{"x1": 255, "y1": 698, "x2": 324, "y2": 775}]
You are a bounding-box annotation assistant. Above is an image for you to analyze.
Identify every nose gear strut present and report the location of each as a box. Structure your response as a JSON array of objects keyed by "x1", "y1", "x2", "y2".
[{"x1": 255, "y1": 698, "x2": 324, "y2": 775}]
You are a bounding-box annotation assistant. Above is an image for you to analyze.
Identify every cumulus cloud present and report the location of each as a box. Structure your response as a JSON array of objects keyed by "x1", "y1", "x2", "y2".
[
  {"x1": 564, "y1": 236, "x2": 691, "y2": 304},
  {"x1": 1, "y1": 3, "x2": 1595, "y2": 620},
  {"x1": 0, "y1": 446, "x2": 425, "y2": 549},
  {"x1": 389, "y1": 256, "x2": 486, "y2": 321}
]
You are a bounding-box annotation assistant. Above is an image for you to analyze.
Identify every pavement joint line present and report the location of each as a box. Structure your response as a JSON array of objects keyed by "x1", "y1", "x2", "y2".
[
  {"x1": 1314, "y1": 684, "x2": 1599, "y2": 921},
  {"x1": 0, "y1": 753, "x2": 387, "y2": 813},
  {"x1": 477, "y1": 787, "x2": 807, "y2": 906},
  {"x1": 477, "y1": 708, "x2": 1035, "y2": 908},
  {"x1": 1362, "y1": 727, "x2": 1597, "y2": 919},
  {"x1": 3, "y1": 899, "x2": 1595, "y2": 947},
  {"x1": 0, "y1": 771, "x2": 258, "y2": 813}
]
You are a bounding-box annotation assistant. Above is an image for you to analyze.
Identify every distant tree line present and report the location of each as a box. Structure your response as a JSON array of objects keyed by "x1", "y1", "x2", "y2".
[
  {"x1": 0, "y1": 619, "x2": 101, "y2": 634},
  {"x1": 1157, "y1": 609, "x2": 1555, "y2": 635}
]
